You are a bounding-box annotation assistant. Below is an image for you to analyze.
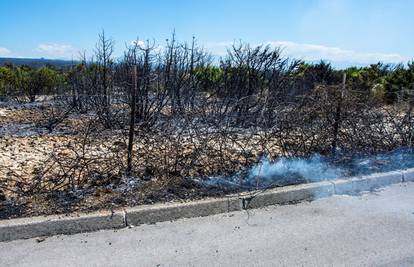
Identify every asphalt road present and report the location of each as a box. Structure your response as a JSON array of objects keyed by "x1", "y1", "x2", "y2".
[{"x1": 1, "y1": 182, "x2": 414, "y2": 267}]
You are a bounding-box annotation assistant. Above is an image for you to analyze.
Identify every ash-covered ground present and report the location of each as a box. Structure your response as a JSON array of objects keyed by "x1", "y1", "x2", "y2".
[{"x1": 1, "y1": 99, "x2": 413, "y2": 219}]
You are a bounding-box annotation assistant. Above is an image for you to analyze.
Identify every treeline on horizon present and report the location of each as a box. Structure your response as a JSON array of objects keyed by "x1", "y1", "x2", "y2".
[
  {"x1": 0, "y1": 32, "x2": 413, "y2": 105},
  {"x1": 0, "y1": 57, "x2": 75, "y2": 69}
]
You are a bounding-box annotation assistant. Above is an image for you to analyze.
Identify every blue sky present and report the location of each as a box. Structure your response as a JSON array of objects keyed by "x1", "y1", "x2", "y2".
[{"x1": 0, "y1": 0, "x2": 413, "y2": 66}]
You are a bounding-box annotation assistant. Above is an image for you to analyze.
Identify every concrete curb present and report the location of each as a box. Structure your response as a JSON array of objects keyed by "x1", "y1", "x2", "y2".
[
  {"x1": 239, "y1": 181, "x2": 335, "y2": 210},
  {"x1": 1, "y1": 168, "x2": 413, "y2": 242},
  {"x1": 126, "y1": 197, "x2": 242, "y2": 226},
  {"x1": 0, "y1": 210, "x2": 125, "y2": 242},
  {"x1": 331, "y1": 170, "x2": 403, "y2": 195},
  {"x1": 403, "y1": 168, "x2": 414, "y2": 182}
]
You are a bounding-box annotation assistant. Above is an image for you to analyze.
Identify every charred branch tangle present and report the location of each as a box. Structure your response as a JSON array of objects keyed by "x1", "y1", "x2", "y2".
[{"x1": 0, "y1": 33, "x2": 413, "y2": 219}]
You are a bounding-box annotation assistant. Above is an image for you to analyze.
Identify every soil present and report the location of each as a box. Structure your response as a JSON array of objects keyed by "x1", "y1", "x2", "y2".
[
  {"x1": 0, "y1": 99, "x2": 288, "y2": 219},
  {"x1": 3, "y1": 99, "x2": 408, "y2": 219}
]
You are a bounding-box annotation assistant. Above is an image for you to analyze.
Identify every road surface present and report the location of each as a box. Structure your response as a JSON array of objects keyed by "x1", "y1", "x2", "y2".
[{"x1": 1, "y1": 182, "x2": 414, "y2": 267}]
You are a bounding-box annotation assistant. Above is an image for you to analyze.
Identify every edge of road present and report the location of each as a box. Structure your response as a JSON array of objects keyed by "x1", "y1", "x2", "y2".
[{"x1": 1, "y1": 168, "x2": 413, "y2": 242}]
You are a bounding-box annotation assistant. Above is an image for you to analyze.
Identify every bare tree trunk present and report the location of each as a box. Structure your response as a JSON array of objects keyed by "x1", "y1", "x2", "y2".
[
  {"x1": 127, "y1": 65, "x2": 137, "y2": 175},
  {"x1": 405, "y1": 93, "x2": 414, "y2": 148},
  {"x1": 331, "y1": 73, "x2": 346, "y2": 154}
]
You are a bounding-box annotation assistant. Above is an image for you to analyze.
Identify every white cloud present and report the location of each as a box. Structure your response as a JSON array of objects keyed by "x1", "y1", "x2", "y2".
[
  {"x1": 129, "y1": 40, "x2": 163, "y2": 54},
  {"x1": 0, "y1": 47, "x2": 11, "y2": 57},
  {"x1": 35, "y1": 43, "x2": 77, "y2": 58},
  {"x1": 265, "y1": 41, "x2": 406, "y2": 64},
  {"x1": 130, "y1": 40, "x2": 146, "y2": 47},
  {"x1": 206, "y1": 41, "x2": 406, "y2": 64},
  {"x1": 205, "y1": 42, "x2": 233, "y2": 57}
]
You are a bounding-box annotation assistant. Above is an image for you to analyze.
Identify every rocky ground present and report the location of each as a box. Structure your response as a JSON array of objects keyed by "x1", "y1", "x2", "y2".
[
  {"x1": 3, "y1": 99, "x2": 407, "y2": 220},
  {"x1": 0, "y1": 100, "x2": 259, "y2": 219}
]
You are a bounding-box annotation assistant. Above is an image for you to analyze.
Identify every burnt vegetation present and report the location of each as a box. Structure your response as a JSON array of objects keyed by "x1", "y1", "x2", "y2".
[{"x1": 0, "y1": 32, "x2": 413, "y2": 218}]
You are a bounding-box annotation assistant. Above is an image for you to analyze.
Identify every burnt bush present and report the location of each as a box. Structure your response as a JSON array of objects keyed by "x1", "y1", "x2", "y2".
[{"x1": 1, "y1": 36, "x2": 413, "y2": 214}]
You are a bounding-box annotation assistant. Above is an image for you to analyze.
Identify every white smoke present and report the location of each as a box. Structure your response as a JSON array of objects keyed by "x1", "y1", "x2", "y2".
[
  {"x1": 249, "y1": 154, "x2": 345, "y2": 183},
  {"x1": 201, "y1": 148, "x2": 414, "y2": 190}
]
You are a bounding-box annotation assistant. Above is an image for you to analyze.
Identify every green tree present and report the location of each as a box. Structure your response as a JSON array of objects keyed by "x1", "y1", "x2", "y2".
[
  {"x1": 194, "y1": 66, "x2": 223, "y2": 93},
  {"x1": 26, "y1": 67, "x2": 61, "y2": 102},
  {"x1": 346, "y1": 63, "x2": 390, "y2": 102},
  {"x1": 293, "y1": 61, "x2": 342, "y2": 94},
  {"x1": 384, "y1": 63, "x2": 414, "y2": 103},
  {"x1": 0, "y1": 66, "x2": 16, "y2": 100}
]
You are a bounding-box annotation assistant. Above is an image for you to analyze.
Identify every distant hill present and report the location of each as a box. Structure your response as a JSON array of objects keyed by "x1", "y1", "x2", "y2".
[{"x1": 0, "y1": 57, "x2": 76, "y2": 69}]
